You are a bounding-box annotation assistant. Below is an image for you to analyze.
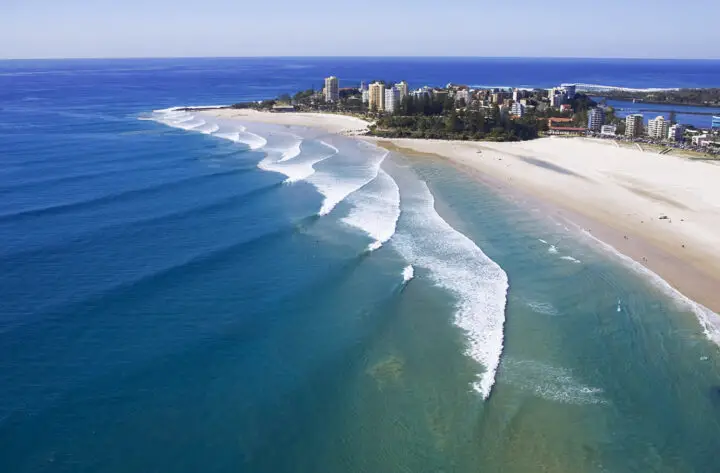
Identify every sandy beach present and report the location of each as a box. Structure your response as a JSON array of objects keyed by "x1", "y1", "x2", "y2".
[
  {"x1": 204, "y1": 109, "x2": 720, "y2": 320},
  {"x1": 203, "y1": 109, "x2": 371, "y2": 135}
]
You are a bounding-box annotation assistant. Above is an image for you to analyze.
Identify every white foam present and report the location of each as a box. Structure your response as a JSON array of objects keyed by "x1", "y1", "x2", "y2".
[
  {"x1": 560, "y1": 255, "x2": 581, "y2": 264},
  {"x1": 279, "y1": 136, "x2": 303, "y2": 162},
  {"x1": 310, "y1": 148, "x2": 389, "y2": 217},
  {"x1": 548, "y1": 245, "x2": 558, "y2": 254},
  {"x1": 538, "y1": 239, "x2": 548, "y2": 244},
  {"x1": 148, "y1": 107, "x2": 267, "y2": 150},
  {"x1": 580, "y1": 229, "x2": 720, "y2": 346},
  {"x1": 341, "y1": 169, "x2": 401, "y2": 251},
  {"x1": 402, "y1": 265, "x2": 415, "y2": 283},
  {"x1": 258, "y1": 139, "x2": 338, "y2": 184},
  {"x1": 527, "y1": 301, "x2": 559, "y2": 316},
  {"x1": 502, "y1": 359, "x2": 606, "y2": 405},
  {"x1": 392, "y1": 180, "x2": 508, "y2": 399}
]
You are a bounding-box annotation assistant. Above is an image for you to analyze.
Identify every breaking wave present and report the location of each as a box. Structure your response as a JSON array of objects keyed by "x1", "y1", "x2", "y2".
[
  {"x1": 341, "y1": 169, "x2": 401, "y2": 252},
  {"x1": 392, "y1": 180, "x2": 508, "y2": 399}
]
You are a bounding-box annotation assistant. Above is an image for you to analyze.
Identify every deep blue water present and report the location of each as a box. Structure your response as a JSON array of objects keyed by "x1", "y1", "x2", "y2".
[{"x1": 1, "y1": 58, "x2": 720, "y2": 473}]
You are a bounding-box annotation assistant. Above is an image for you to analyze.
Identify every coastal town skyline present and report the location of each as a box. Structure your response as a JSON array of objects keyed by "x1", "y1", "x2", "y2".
[{"x1": 304, "y1": 75, "x2": 720, "y2": 149}]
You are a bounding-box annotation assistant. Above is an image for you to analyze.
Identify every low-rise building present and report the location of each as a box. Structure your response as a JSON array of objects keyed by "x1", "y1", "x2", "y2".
[
  {"x1": 600, "y1": 124, "x2": 617, "y2": 136},
  {"x1": 625, "y1": 114, "x2": 644, "y2": 137}
]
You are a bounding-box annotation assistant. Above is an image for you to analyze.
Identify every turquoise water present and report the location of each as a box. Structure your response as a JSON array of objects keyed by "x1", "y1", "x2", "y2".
[{"x1": 2, "y1": 58, "x2": 720, "y2": 473}]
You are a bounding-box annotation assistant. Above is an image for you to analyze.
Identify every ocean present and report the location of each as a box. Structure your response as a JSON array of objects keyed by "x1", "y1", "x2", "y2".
[{"x1": 1, "y1": 57, "x2": 720, "y2": 473}]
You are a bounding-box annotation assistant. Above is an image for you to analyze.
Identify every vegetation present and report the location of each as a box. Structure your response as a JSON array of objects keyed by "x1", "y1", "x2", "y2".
[
  {"x1": 600, "y1": 88, "x2": 720, "y2": 107},
  {"x1": 371, "y1": 98, "x2": 541, "y2": 141}
]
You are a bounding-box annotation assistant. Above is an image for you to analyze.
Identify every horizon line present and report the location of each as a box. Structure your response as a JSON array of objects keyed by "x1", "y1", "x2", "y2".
[{"x1": 2, "y1": 55, "x2": 720, "y2": 62}]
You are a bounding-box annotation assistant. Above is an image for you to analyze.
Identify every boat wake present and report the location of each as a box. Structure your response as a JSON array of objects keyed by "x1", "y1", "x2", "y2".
[{"x1": 392, "y1": 179, "x2": 509, "y2": 399}]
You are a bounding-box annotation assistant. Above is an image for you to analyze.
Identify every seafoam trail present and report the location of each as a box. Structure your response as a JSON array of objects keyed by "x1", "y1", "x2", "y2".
[{"x1": 393, "y1": 179, "x2": 509, "y2": 399}]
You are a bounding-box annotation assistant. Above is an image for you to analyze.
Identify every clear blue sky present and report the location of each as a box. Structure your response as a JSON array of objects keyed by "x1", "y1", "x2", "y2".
[{"x1": 2, "y1": 0, "x2": 719, "y2": 59}]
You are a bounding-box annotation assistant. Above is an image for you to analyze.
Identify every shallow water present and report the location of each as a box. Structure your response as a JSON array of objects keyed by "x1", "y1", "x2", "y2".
[{"x1": 2, "y1": 58, "x2": 720, "y2": 473}]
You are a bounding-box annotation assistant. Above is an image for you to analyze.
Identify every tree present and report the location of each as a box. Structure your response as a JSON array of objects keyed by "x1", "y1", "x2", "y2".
[{"x1": 445, "y1": 108, "x2": 459, "y2": 133}]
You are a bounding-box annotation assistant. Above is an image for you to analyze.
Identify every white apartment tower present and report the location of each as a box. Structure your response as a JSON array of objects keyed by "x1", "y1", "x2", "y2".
[
  {"x1": 368, "y1": 82, "x2": 385, "y2": 112},
  {"x1": 587, "y1": 107, "x2": 606, "y2": 131},
  {"x1": 395, "y1": 81, "x2": 409, "y2": 99},
  {"x1": 647, "y1": 115, "x2": 669, "y2": 140},
  {"x1": 324, "y1": 76, "x2": 339, "y2": 102},
  {"x1": 625, "y1": 114, "x2": 644, "y2": 137},
  {"x1": 385, "y1": 87, "x2": 401, "y2": 114}
]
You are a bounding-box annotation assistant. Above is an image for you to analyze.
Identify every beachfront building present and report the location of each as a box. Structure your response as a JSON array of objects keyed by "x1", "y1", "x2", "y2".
[
  {"x1": 564, "y1": 84, "x2": 577, "y2": 99},
  {"x1": 668, "y1": 124, "x2": 685, "y2": 142},
  {"x1": 491, "y1": 92, "x2": 505, "y2": 104},
  {"x1": 587, "y1": 107, "x2": 606, "y2": 131},
  {"x1": 511, "y1": 102, "x2": 525, "y2": 117},
  {"x1": 713, "y1": 116, "x2": 720, "y2": 130},
  {"x1": 384, "y1": 87, "x2": 400, "y2": 114},
  {"x1": 368, "y1": 82, "x2": 385, "y2": 112},
  {"x1": 324, "y1": 76, "x2": 339, "y2": 102},
  {"x1": 395, "y1": 81, "x2": 409, "y2": 99},
  {"x1": 625, "y1": 114, "x2": 644, "y2": 137},
  {"x1": 647, "y1": 116, "x2": 669, "y2": 140},
  {"x1": 455, "y1": 88, "x2": 471, "y2": 105},
  {"x1": 361, "y1": 89, "x2": 369, "y2": 104},
  {"x1": 411, "y1": 86, "x2": 432, "y2": 99},
  {"x1": 550, "y1": 89, "x2": 565, "y2": 108},
  {"x1": 600, "y1": 124, "x2": 617, "y2": 136},
  {"x1": 512, "y1": 88, "x2": 521, "y2": 101}
]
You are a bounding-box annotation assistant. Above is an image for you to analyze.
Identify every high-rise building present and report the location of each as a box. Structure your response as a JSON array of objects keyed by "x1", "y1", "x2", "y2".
[
  {"x1": 511, "y1": 102, "x2": 525, "y2": 117},
  {"x1": 395, "y1": 81, "x2": 409, "y2": 99},
  {"x1": 564, "y1": 84, "x2": 577, "y2": 99},
  {"x1": 455, "y1": 89, "x2": 471, "y2": 105},
  {"x1": 668, "y1": 124, "x2": 685, "y2": 142},
  {"x1": 385, "y1": 87, "x2": 400, "y2": 114},
  {"x1": 324, "y1": 76, "x2": 339, "y2": 102},
  {"x1": 587, "y1": 107, "x2": 606, "y2": 131},
  {"x1": 368, "y1": 82, "x2": 385, "y2": 112},
  {"x1": 361, "y1": 89, "x2": 369, "y2": 104},
  {"x1": 360, "y1": 81, "x2": 368, "y2": 91},
  {"x1": 625, "y1": 114, "x2": 644, "y2": 137},
  {"x1": 512, "y1": 88, "x2": 521, "y2": 102},
  {"x1": 647, "y1": 115, "x2": 669, "y2": 140},
  {"x1": 550, "y1": 89, "x2": 565, "y2": 108}
]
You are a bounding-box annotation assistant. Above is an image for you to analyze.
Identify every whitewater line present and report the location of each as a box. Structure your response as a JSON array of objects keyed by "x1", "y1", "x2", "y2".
[
  {"x1": 340, "y1": 168, "x2": 401, "y2": 252},
  {"x1": 392, "y1": 180, "x2": 509, "y2": 399}
]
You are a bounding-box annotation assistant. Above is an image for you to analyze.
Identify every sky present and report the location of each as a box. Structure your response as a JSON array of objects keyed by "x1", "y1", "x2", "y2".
[{"x1": 2, "y1": 0, "x2": 719, "y2": 59}]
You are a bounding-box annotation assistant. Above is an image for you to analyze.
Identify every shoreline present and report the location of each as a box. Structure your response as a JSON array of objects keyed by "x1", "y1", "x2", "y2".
[
  {"x1": 198, "y1": 108, "x2": 720, "y2": 329},
  {"x1": 370, "y1": 137, "x2": 720, "y2": 319}
]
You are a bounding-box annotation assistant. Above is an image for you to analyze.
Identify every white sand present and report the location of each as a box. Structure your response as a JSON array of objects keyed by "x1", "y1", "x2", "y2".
[
  {"x1": 202, "y1": 109, "x2": 371, "y2": 135},
  {"x1": 196, "y1": 109, "x2": 720, "y2": 314},
  {"x1": 375, "y1": 136, "x2": 720, "y2": 314}
]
